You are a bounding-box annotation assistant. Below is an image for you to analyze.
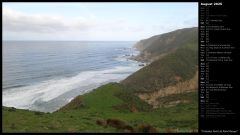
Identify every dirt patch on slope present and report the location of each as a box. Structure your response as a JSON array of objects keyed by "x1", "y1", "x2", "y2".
[{"x1": 137, "y1": 71, "x2": 198, "y2": 108}]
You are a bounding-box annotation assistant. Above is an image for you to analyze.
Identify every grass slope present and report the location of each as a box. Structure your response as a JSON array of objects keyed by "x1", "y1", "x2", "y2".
[
  {"x1": 134, "y1": 27, "x2": 197, "y2": 62},
  {"x1": 3, "y1": 83, "x2": 198, "y2": 133},
  {"x1": 122, "y1": 39, "x2": 198, "y2": 93}
]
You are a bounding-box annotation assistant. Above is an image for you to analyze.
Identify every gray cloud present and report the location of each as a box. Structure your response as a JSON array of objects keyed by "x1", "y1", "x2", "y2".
[
  {"x1": 3, "y1": 6, "x2": 197, "y2": 41},
  {"x1": 3, "y1": 7, "x2": 141, "y2": 35},
  {"x1": 3, "y1": 7, "x2": 94, "y2": 33}
]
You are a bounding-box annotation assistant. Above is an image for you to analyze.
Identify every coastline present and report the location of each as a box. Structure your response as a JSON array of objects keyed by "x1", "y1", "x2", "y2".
[
  {"x1": 2, "y1": 45, "x2": 145, "y2": 113},
  {"x1": 3, "y1": 27, "x2": 199, "y2": 133}
]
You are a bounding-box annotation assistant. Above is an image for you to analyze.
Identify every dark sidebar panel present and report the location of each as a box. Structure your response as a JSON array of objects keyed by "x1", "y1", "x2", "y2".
[{"x1": 199, "y1": 0, "x2": 239, "y2": 133}]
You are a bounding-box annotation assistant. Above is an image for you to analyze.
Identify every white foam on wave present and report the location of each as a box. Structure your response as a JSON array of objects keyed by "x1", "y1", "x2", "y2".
[
  {"x1": 2, "y1": 65, "x2": 141, "y2": 112},
  {"x1": 114, "y1": 55, "x2": 128, "y2": 62}
]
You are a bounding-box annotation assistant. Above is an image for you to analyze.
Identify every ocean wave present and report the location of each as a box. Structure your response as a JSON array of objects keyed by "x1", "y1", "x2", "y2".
[
  {"x1": 2, "y1": 84, "x2": 26, "y2": 90},
  {"x1": 2, "y1": 65, "x2": 141, "y2": 112}
]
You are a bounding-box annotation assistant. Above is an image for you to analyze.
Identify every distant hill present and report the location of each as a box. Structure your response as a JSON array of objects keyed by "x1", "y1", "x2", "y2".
[{"x1": 133, "y1": 27, "x2": 198, "y2": 62}]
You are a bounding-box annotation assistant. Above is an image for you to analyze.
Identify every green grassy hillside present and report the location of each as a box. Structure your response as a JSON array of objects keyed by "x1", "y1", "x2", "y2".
[
  {"x1": 3, "y1": 83, "x2": 198, "y2": 133},
  {"x1": 134, "y1": 27, "x2": 197, "y2": 62},
  {"x1": 122, "y1": 40, "x2": 198, "y2": 93}
]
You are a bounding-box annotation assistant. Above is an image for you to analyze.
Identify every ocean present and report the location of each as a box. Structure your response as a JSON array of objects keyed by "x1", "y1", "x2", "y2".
[{"x1": 2, "y1": 41, "x2": 143, "y2": 112}]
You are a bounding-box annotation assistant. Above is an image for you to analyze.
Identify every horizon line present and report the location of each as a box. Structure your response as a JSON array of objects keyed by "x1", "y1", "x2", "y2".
[{"x1": 3, "y1": 40, "x2": 137, "y2": 42}]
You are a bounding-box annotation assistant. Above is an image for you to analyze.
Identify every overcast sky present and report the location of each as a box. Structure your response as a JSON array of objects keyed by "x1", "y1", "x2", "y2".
[{"x1": 3, "y1": 2, "x2": 198, "y2": 41}]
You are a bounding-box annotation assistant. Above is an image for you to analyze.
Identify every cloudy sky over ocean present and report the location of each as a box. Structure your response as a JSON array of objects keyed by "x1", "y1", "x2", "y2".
[{"x1": 3, "y1": 2, "x2": 198, "y2": 41}]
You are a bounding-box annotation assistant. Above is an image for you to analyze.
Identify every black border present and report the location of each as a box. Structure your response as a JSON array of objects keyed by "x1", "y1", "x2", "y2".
[{"x1": 2, "y1": 0, "x2": 239, "y2": 134}]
